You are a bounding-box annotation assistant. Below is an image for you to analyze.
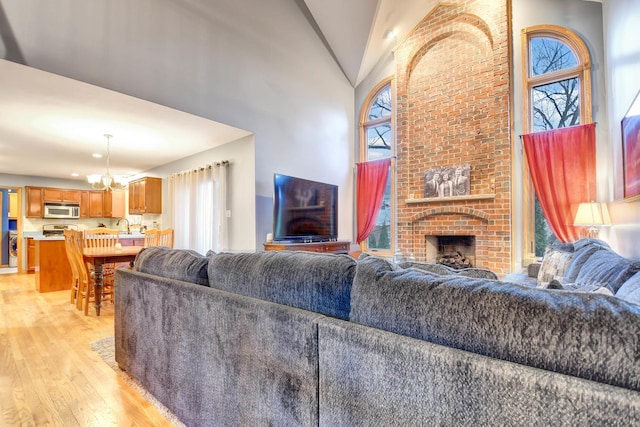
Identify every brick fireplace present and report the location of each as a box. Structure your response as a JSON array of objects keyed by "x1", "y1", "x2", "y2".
[{"x1": 394, "y1": 0, "x2": 512, "y2": 275}]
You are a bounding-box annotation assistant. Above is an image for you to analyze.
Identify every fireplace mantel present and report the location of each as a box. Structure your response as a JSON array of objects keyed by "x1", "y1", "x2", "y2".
[{"x1": 405, "y1": 194, "x2": 495, "y2": 204}]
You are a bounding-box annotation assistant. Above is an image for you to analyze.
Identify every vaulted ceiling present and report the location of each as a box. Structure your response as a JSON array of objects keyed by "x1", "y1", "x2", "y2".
[
  {"x1": 302, "y1": 0, "x2": 439, "y2": 86},
  {"x1": 0, "y1": 0, "x2": 435, "y2": 181}
]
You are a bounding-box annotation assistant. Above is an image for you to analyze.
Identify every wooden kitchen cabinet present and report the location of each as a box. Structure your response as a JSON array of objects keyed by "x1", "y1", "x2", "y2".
[
  {"x1": 26, "y1": 238, "x2": 36, "y2": 273},
  {"x1": 25, "y1": 185, "x2": 123, "y2": 219},
  {"x1": 8, "y1": 192, "x2": 18, "y2": 218},
  {"x1": 43, "y1": 188, "x2": 81, "y2": 203},
  {"x1": 104, "y1": 189, "x2": 125, "y2": 218},
  {"x1": 80, "y1": 191, "x2": 90, "y2": 218},
  {"x1": 89, "y1": 191, "x2": 104, "y2": 217},
  {"x1": 25, "y1": 186, "x2": 43, "y2": 218},
  {"x1": 35, "y1": 239, "x2": 72, "y2": 292},
  {"x1": 129, "y1": 177, "x2": 162, "y2": 214},
  {"x1": 120, "y1": 237, "x2": 145, "y2": 246}
]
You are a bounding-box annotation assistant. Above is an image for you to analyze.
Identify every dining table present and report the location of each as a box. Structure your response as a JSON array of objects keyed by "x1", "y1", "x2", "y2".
[{"x1": 83, "y1": 245, "x2": 144, "y2": 316}]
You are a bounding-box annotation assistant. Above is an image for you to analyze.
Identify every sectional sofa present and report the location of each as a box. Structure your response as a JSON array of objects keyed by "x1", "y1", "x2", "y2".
[{"x1": 114, "y1": 243, "x2": 640, "y2": 426}]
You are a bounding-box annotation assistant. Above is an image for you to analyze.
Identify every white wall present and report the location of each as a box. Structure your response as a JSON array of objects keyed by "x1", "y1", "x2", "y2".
[
  {"x1": 1, "y1": 0, "x2": 355, "y2": 248},
  {"x1": 147, "y1": 135, "x2": 256, "y2": 252},
  {"x1": 602, "y1": 0, "x2": 640, "y2": 258}
]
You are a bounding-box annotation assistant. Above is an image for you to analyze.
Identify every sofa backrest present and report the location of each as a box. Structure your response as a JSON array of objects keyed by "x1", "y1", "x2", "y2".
[
  {"x1": 350, "y1": 255, "x2": 640, "y2": 392},
  {"x1": 535, "y1": 239, "x2": 640, "y2": 296},
  {"x1": 134, "y1": 246, "x2": 210, "y2": 286},
  {"x1": 208, "y1": 251, "x2": 357, "y2": 320}
]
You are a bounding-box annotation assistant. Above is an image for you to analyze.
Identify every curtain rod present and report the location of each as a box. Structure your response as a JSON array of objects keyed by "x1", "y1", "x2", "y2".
[
  {"x1": 199, "y1": 160, "x2": 229, "y2": 171},
  {"x1": 518, "y1": 122, "x2": 597, "y2": 139},
  {"x1": 169, "y1": 161, "x2": 230, "y2": 177}
]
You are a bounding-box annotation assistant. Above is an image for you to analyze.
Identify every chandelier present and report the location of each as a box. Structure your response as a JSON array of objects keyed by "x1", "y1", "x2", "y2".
[{"x1": 87, "y1": 134, "x2": 127, "y2": 191}]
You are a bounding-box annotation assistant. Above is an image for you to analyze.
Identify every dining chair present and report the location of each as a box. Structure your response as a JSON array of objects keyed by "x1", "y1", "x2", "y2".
[
  {"x1": 158, "y1": 228, "x2": 174, "y2": 248},
  {"x1": 69, "y1": 230, "x2": 93, "y2": 314},
  {"x1": 83, "y1": 228, "x2": 118, "y2": 309},
  {"x1": 63, "y1": 229, "x2": 81, "y2": 306},
  {"x1": 144, "y1": 228, "x2": 159, "y2": 247},
  {"x1": 83, "y1": 228, "x2": 120, "y2": 249}
]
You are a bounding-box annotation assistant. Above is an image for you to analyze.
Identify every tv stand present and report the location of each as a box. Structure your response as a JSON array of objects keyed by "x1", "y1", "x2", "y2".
[{"x1": 264, "y1": 240, "x2": 350, "y2": 254}]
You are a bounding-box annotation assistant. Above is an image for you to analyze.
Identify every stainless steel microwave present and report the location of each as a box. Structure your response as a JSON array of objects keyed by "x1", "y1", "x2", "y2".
[{"x1": 43, "y1": 202, "x2": 80, "y2": 219}]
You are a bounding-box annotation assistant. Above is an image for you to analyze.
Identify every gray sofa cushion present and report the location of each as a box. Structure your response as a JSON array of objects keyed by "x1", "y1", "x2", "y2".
[
  {"x1": 207, "y1": 251, "x2": 356, "y2": 320},
  {"x1": 133, "y1": 246, "x2": 210, "y2": 286},
  {"x1": 574, "y1": 249, "x2": 640, "y2": 294},
  {"x1": 617, "y1": 271, "x2": 640, "y2": 305},
  {"x1": 561, "y1": 242, "x2": 608, "y2": 283},
  {"x1": 546, "y1": 278, "x2": 614, "y2": 295},
  {"x1": 398, "y1": 261, "x2": 451, "y2": 276},
  {"x1": 573, "y1": 238, "x2": 610, "y2": 251},
  {"x1": 398, "y1": 261, "x2": 498, "y2": 280},
  {"x1": 350, "y1": 255, "x2": 640, "y2": 392}
]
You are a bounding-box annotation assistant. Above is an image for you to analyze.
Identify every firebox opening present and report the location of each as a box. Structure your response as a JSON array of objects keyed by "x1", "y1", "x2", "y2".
[{"x1": 425, "y1": 235, "x2": 476, "y2": 269}]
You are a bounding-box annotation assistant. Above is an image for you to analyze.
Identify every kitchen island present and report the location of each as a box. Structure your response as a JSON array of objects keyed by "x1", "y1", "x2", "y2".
[
  {"x1": 28, "y1": 233, "x2": 145, "y2": 293},
  {"x1": 35, "y1": 238, "x2": 72, "y2": 293}
]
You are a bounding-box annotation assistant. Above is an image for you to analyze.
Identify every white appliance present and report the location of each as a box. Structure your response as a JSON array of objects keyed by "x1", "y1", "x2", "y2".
[
  {"x1": 43, "y1": 202, "x2": 80, "y2": 219},
  {"x1": 9, "y1": 231, "x2": 17, "y2": 267}
]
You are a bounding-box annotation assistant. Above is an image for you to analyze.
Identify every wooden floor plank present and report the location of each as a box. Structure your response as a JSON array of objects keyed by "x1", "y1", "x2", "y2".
[{"x1": 0, "y1": 272, "x2": 176, "y2": 426}]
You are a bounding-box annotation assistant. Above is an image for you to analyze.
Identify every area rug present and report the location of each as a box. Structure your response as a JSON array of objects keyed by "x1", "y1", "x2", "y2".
[{"x1": 91, "y1": 337, "x2": 186, "y2": 427}]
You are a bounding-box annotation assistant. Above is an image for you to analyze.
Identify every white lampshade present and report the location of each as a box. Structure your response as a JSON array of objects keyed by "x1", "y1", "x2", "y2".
[
  {"x1": 87, "y1": 174, "x2": 102, "y2": 185},
  {"x1": 574, "y1": 202, "x2": 611, "y2": 226},
  {"x1": 574, "y1": 202, "x2": 611, "y2": 239}
]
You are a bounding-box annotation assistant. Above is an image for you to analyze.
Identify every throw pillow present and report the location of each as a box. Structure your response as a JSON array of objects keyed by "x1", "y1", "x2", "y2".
[{"x1": 537, "y1": 247, "x2": 575, "y2": 286}]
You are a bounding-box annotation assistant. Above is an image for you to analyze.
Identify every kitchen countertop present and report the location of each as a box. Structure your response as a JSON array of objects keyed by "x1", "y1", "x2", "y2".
[{"x1": 23, "y1": 232, "x2": 146, "y2": 241}]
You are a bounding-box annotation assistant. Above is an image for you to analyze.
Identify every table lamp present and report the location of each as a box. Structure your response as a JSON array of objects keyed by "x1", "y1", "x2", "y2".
[{"x1": 573, "y1": 202, "x2": 611, "y2": 239}]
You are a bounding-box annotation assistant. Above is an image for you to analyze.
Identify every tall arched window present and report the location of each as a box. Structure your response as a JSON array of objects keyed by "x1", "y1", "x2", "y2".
[
  {"x1": 521, "y1": 25, "x2": 592, "y2": 260},
  {"x1": 359, "y1": 78, "x2": 394, "y2": 255}
]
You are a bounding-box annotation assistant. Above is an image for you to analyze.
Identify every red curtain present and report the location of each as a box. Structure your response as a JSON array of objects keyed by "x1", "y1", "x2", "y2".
[
  {"x1": 522, "y1": 123, "x2": 596, "y2": 243},
  {"x1": 356, "y1": 158, "x2": 391, "y2": 244}
]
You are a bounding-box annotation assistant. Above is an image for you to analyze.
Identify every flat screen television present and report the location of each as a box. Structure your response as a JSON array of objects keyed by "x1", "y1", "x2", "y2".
[{"x1": 273, "y1": 173, "x2": 338, "y2": 242}]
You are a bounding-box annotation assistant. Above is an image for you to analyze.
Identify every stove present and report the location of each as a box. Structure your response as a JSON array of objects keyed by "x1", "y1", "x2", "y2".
[{"x1": 42, "y1": 224, "x2": 78, "y2": 237}]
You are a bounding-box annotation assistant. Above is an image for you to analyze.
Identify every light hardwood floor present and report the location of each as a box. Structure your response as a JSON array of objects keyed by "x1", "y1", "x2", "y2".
[{"x1": 0, "y1": 271, "x2": 175, "y2": 426}]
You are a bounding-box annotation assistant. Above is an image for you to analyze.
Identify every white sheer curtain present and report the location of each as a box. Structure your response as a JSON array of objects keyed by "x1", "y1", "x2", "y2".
[{"x1": 168, "y1": 162, "x2": 228, "y2": 254}]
